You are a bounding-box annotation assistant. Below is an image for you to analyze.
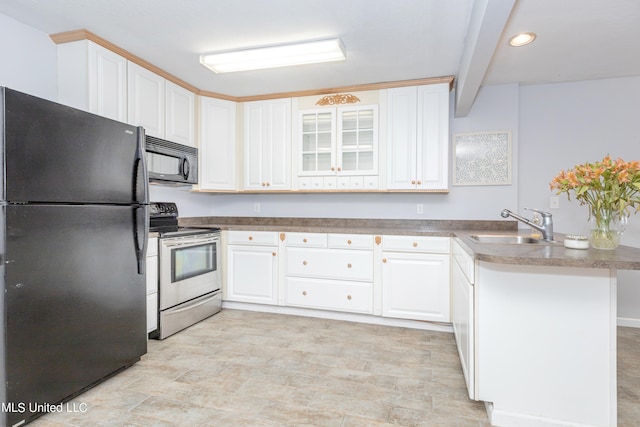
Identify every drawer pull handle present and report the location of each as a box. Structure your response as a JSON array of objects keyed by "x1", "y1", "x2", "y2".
[
  {"x1": 347, "y1": 295, "x2": 352, "y2": 300},
  {"x1": 382, "y1": 258, "x2": 387, "y2": 263},
  {"x1": 347, "y1": 240, "x2": 352, "y2": 245},
  {"x1": 303, "y1": 261, "x2": 308, "y2": 266},
  {"x1": 303, "y1": 238, "x2": 308, "y2": 243},
  {"x1": 347, "y1": 263, "x2": 352, "y2": 268},
  {"x1": 248, "y1": 236, "x2": 253, "y2": 241},
  {"x1": 272, "y1": 252, "x2": 276, "y2": 257},
  {"x1": 413, "y1": 242, "x2": 418, "y2": 247},
  {"x1": 302, "y1": 291, "x2": 307, "y2": 296}
]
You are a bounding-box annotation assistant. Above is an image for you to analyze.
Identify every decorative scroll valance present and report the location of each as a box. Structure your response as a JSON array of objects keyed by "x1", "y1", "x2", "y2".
[{"x1": 315, "y1": 93, "x2": 361, "y2": 106}]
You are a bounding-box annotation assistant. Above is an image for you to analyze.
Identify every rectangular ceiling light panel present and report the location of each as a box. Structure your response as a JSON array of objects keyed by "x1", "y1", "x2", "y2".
[{"x1": 200, "y1": 38, "x2": 346, "y2": 73}]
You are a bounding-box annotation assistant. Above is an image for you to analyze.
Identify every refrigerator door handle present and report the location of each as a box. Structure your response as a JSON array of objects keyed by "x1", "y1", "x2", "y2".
[
  {"x1": 134, "y1": 204, "x2": 149, "y2": 275},
  {"x1": 134, "y1": 126, "x2": 149, "y2": 204}
]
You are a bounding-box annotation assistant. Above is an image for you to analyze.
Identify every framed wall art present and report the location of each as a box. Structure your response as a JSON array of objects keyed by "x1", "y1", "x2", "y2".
[{"x1": 453, "y1": 130, "x2": 512, "y2": 186}]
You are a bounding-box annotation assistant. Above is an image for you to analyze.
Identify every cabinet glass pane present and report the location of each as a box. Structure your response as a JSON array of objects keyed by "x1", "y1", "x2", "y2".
[
  {"x1": 318, "y1": 132, "x2": 332, "y2": 151},
  {"x1": 302, "y1": 154, "x2": 316, "y2": 172},
  {"x1": 317, "y1": 113, "x2": 333, "y2": 132},
  {"x1": 342, "y1": 152, "x2": 357, "y2": 171},
  {"x1": 342, "y1": 131, "x2": 357, "y2": 149},
  {"x1": 342, "y1": 111, "x2": 358, "y2": 130},
  {"x1": 358, "y1": 110, "x2": 374, "y2": 129},
  {"x1": 303, "y1": 134, "x2": 317, "y2": 152},
  {"x1": 317, "y1": 153, "x2": 332, "y2": 171},
  {"x1": 359, "y1": 130, "x2": 374, "y2": 148},
  {"x1": 302, "y1": 114, "x2": 317, "y2": 132},
  {"x1": 359, "y1": 151, "x2": 374, "y2": 170}
]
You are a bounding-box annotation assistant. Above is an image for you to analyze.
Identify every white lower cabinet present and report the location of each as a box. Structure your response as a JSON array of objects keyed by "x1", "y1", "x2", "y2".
[
  {"x1": 451, "y1": 238, "x2": 475, "y2": 399},
  {"x1": 146, "y1": 237, "x2": 158, "y2": 334},
  {"x1": 226, "y1": 231, "x2": 279, "y2": 304},
  {"x1": 284, "y1": 233, "x2": 374, "y2": 314},
  {"x1": 381, "y1": 235, "x2": 450, "y2": 322}
]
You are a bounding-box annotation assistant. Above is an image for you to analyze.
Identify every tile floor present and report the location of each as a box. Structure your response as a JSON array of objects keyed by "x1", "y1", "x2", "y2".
[{"x1": 29, "y1": 310, "x2": 640, "y2": 426}]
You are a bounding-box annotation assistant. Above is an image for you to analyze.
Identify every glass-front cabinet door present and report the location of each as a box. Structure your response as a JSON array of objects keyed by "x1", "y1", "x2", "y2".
[
  {"x1": 299, "y1": 109, "x2": 336, "y2": 175},
  {"x1": 338, "y1": 105, "x2": 378, "y2": 175},
  {"x1": 298, "y1": 104, "x2": 378, "y2": 190}
]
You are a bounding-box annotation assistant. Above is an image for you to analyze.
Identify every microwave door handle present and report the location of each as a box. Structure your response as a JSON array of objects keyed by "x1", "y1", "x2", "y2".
[
  {"x1": 134, "y1": 126, "x2": 149, "y2": 204},
  {"x1": 182, "y1": 157, "x2": 190, "y2": 180}
]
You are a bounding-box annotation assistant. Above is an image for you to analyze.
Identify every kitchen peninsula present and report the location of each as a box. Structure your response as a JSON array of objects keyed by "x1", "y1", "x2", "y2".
[{"x1": 181, "y1": 216, "x2": 640, "y2": 427}]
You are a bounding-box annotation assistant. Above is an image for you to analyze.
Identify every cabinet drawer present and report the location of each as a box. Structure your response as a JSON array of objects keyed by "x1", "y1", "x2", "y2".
[
  {"x1": 453, "y1": 238, "x2": 475, "y2": 284},
  {"x1": 226, "y1": 230, "x2": 279, "y2": 246},
  {"x1": 328, "y1": 234, "x2": 373, "y2": 250},
  {"x1": 286, "y1": 277, "x2": 373, "y2": 314},
  {"x1": 286, "y1": 247, "x2": 373, "y2": 281},
  {"x1": 284, "y1": 232, "x2": 327, "y2": 247},
  {"x1": 382, "y1": 235, "x2": 450, "y2": 253}
]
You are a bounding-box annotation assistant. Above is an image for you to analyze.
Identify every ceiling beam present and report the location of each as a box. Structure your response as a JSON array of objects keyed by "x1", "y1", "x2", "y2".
[{"x1": 455, "y1": 0, "x2": 516, "y2": 117}]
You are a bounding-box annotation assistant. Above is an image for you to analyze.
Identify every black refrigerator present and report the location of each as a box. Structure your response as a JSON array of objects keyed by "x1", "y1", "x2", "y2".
[{"x1": 0, "y1": 87, "x2": 149, "y2": 426}]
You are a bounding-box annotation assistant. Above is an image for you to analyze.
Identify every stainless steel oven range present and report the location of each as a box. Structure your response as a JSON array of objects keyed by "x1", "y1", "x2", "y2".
[{"x1": 149, "y1": 202, "x2": 221, "y2": 339}]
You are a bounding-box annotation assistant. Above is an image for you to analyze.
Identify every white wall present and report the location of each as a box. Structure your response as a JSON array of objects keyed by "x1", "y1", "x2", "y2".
[{"x1": 0, "y1": 13, "x2": 57, "y2": 101}]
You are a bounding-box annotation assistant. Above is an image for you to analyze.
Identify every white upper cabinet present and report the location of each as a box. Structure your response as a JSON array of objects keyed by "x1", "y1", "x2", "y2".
[
  {"x1": 127, "y1": 62, "x2": 165, "y2": 139},
  {"x1": 386, "y1": 83, "x2": 449, "y2": 190},
  {"x1": 199, "y1": 96, "x2": 237, "y2": 191},
  {"x1": 243, "y1": 99, "x2": 292, "y2": 191},
  {"x1": 165, "y1": 81, "x2": 195, "y2": 147},
  {"x1": 57, "y1": 40, "x2": 127, "y2": 122},
  {"x1": 298, "y1": 105, "x2": 378, "y2": 190}
]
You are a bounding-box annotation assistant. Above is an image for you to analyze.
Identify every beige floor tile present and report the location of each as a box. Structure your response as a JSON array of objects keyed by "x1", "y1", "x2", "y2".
[{"x1": 27, "y1": 310, "x2": 639, "y2": 426}]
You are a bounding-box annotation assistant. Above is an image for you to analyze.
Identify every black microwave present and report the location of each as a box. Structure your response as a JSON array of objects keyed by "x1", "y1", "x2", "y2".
[{"x1": 145, "y1": 136, "x2": 198, "y2": 185}]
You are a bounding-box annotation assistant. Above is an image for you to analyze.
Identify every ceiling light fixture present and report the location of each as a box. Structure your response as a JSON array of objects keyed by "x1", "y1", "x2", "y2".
[
  {"x1": 508, "y1": 32, "x2": 537, "y2": 47},
  {"x1": 199, "y1": 38, "x2": 346, "y2": 73}
]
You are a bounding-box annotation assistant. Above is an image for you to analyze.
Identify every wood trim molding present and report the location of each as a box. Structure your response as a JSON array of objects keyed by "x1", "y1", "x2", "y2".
[{"x1": 50, "y1": 29, "x2": 455, "y2": 102}]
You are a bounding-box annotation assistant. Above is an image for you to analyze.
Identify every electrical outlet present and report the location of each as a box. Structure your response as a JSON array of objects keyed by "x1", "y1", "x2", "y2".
[
  {"x1": 416, "y1": 204, "x2": 424, "y2": 214},
  {"x1": 253, "y1": 203, "x2": 261, "y2": 213},
  {"x1": 550, "y1": 196, "x2": 560, "y2": 209}
]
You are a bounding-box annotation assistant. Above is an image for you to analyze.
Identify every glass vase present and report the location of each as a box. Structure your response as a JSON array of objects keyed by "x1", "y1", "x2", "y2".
[{"x1": 589, "y1": 211, "x2": 627, "y2": 250}]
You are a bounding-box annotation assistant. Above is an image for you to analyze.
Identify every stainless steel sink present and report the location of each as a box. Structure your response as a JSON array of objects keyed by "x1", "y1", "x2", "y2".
[{"x1": 470, "y1": 234, "x2": 555, "y2": 244}]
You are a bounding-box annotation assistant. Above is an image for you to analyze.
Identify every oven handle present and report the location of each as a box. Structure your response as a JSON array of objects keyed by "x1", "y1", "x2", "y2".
[
  {"x1": 165, "y1": 291, "x2": 221, "y2": 314},
  {"x1": 161, "y1": 236, "x2": 220, "y2": 248}
]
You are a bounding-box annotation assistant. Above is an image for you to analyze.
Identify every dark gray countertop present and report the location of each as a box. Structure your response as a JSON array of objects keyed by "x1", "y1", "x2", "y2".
[{"x1": 179, "y1": 216, "x2": 640, "y2": 270}]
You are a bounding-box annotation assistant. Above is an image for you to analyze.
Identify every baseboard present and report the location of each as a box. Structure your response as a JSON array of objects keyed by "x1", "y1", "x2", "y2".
[
  {"x1": 221, "y1": 301, "x2": 454, "y2": 333},
  {"x1": 617, "y1": 317, "x2": 640, "y2": 328}
]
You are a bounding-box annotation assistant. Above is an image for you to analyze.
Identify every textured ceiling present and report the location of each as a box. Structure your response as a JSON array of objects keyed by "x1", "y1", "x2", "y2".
[{"x1": 0, "y1": 0, "x2": 639, "y2": 101}]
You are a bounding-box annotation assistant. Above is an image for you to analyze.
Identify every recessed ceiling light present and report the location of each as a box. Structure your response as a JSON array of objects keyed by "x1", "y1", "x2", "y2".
[
  {"x1": 200, "y1": 38, "x2": 346, "y2": 73},
  {"x1": 508, "y1": 32, "x2": 537, "y2": 47}
]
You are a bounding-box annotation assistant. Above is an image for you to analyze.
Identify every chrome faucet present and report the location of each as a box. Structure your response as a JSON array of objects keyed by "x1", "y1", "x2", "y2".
[{"x1": 500, "y1": 208, "x2": 554, "y2": 241}]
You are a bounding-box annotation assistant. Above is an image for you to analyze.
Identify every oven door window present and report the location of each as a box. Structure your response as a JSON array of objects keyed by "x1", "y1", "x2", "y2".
[{"x1": 171, "y1": 242, "x2": 216, "y2": 282}]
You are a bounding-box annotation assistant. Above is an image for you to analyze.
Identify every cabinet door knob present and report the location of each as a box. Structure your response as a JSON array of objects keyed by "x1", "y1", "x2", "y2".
[
  {"x1": 382, "y1": 258, "x2": 387, "y2": 263},
  {"x1": 337, "y1": 167, "x2": 342, "y2": 172},
  {"x1": 347, "y1": 240, "x2": 352, "y2": 245},
  {"x1": 347, "y1": 263, "x2": 352, "y2": 268},
  {"x1": 411, "y1": 180, "x2": 416, "y2": 185},
  {"x1": 331, "y1": 167, "x2": 335, "y2": 171},
  {"x1": 417, "y1": 180, "x2": 422, "y2": 185},
  {"x1": 248, "y1": 236, "x2": 253, "y2": 241},
  {"x1": 272, "y1": 252, "x2": 276, "y2": 257},
  {"x1": 261, "y1": 182, "x2": 266, "y2": 187},
  {"x1": 303, "y1": 238, "x2": 307, "y2": 243},
  {"x1": 266, "y1": 182, "x2": 271, "y2": 187},
  {"x1": 413, "y1": 242, "x2": 418, "y2": 247},
  {"x1": 303, "y1": 260, "x2": 308, "y2": 266},
  {"x1": 302, "y1": 291, "x2": 307, "y2": 296},
  {"x1": 347, "y1": 295, "x2": 352, "y2": 300}
]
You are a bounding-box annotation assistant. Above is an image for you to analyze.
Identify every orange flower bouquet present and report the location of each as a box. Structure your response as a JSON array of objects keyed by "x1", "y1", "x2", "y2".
[{"x1": 550, "y1": 155, "x2": 640, "y2": 249}]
